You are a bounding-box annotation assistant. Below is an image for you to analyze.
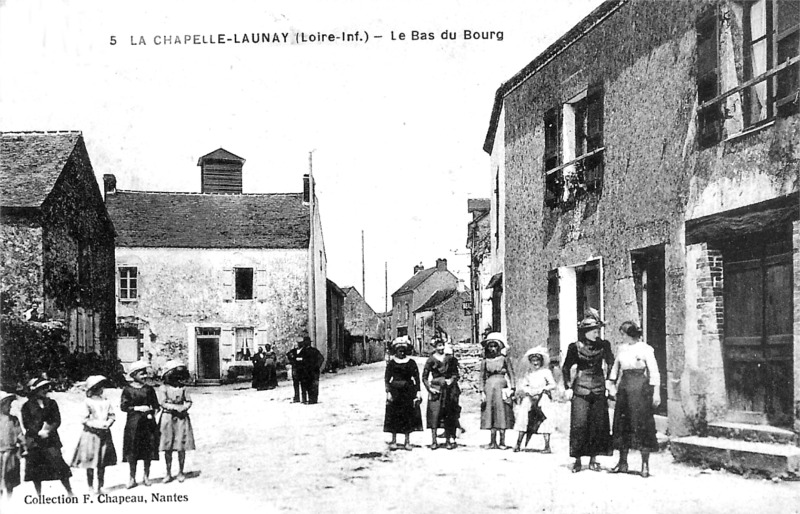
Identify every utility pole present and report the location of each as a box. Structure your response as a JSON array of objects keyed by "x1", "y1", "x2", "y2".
[
  {"x1": 362, "y1": 230, "x2": 366, "y2": 359},
  {"x1": 385, "y1": 261, "x2": 388, "y2": 341},
  {"x1": 308, "y1": 150, "x2": 316, "y2": 348}
]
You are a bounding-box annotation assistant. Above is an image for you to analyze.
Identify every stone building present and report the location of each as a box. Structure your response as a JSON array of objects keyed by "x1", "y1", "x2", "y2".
[
  {"x1": 413, "y1": 288, "x2": 473, "y2": 353},
  {"x1": 484, "y1": 0, "x2": 799, "y2": 472},
  {"x1": 104, "y1": 148, "x2": 328, "y2": 381},
  {"x1": 0, "y1": 131, "x2": 116, "y2": 354},
  {"x1": 326, "y1": 279, "x2": 346, "y2": 370},
  {"x1": 391, "y1": 259, "x2": 458, "y2": 354},
  {"x1": 341, "y1": 286, "x2": 385, "y2": 364},
  {"x1": 466, "y1": 198, "x2": 492, "y2": 342}
]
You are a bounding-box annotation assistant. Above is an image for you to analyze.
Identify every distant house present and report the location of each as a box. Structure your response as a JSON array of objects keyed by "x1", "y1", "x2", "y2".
[
  {"x1": 391, "y1": 259, "x2": 458, "y2": 354},
  {"x1": 466, "y1": 198, "x2": 491, "y2": 341},
  {"x1": 341, "y1": 286, "x2": 384, "y2": 364},
  {"x1": 104, "y1": 148, "x2": 328, "y2": 381},
  {"x1": 326, "y1": 279, "x2": 346, "y2": 370},
  {"x1": 0, "y1": 131, "x2": 116, "y2": 355},
  {"x1": 413, "y1": 288, "x2": 473, "y2": 353}
]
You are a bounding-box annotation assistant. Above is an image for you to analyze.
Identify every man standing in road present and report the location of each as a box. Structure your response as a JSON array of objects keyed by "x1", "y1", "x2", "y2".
[
  {"x1": 297, "y1": 335, "x2": 325, "y2": 404},
  {"x1": 286, "y1": 338, "x2": 303, "y2": 403}
]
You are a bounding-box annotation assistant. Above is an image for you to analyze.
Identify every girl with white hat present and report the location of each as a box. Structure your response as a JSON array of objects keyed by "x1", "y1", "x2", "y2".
[
  {"x1": 479, "y1": 333, "x2": 516, "y2": 449},
  {"x1": 0, "y1": 391, "x2": 23, "y2": 500},
  {"x1": 158, "y1": 360, "x2": 195, "y2": 483},
  {"x1": 70, "y1": 375, "x2": 117, "y2": 493},
  {"x1": 513, "y1": 347, "x2": 555, "y2": 453},
  {"x1": 121, "y1": 361, "x2": 160, "y2": 488}
]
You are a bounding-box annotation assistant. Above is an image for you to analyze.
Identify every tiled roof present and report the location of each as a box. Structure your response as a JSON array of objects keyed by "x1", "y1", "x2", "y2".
[
  {"x1": 106, "y1": 190, "x2": 310, "y2": 249},
  {"x1": 0, "y1": 131, "x2": 81, "y2": 207},
  {"x1": 413, "y1": 288, "x2": 458, "y2": 313},
  {"x1": 197, "y1": 148, "x2": 245, "y2": 165},
  {"x1": 392, "y1": 267, "x2": 436, "y2": 297}
]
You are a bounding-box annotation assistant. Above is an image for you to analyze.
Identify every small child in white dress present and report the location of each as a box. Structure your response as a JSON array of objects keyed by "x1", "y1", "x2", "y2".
[
  {"x1": 70, "y1": 375, "x2": 117, "y2": 493},
  {"x1": 513, "y1": 347, "x2": 556, "y2": 453}
]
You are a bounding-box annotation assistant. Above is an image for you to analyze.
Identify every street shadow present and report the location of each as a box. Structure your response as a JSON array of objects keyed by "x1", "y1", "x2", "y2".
[{"x1": 102, "y1": 470, "x2": 202, "y2": 492}]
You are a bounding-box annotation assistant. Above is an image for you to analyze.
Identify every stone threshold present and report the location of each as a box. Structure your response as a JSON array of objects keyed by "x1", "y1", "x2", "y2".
[{"x1": 671, "y1": 435, "x2": 800, "y2": 477}]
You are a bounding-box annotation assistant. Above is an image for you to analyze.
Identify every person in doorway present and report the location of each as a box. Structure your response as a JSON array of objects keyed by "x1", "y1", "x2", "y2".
[
  {"x1": 263, "y1": 344, "x2": 279, "y2": 390},
  {"x1": 0, "y1": 391, "x2": 23, "y2": 500},
  {"x1": 159, "y1": 360, "x2": 195, "y2": 483},
  {"x1": 21, "y1": 378, "x2": 73, "y2": 496},
  {"x1": 384, "y1": 337, "x2": 423, "y2": 450},
  {"x1": 286, "y1": 339, "x2": 303, "y2": 402},
  {"x1": 422, "y1": 337, "x2": 461, "y2": 450},
  {"x1": 608, "y1": 321, "x2": 660, "y2": 478},
  {"x1": 251, "y1": 347, "x2": 269, "y2": 391},
  {"x1": 120, "y1": 360, "x2": 160, "y2": 489},
  {"x1": 513, "y1": 347, "x2": 556, "y2": 453},
  {"x1": 562, "y1": 309, "x2": 615, "y2": 472},
  {"x1": 479, "y1": 333, "x2": 516, "y2": 449},
  {"x1": 297, "y1": 336, "x2": 325, "y2": 404},
  {"x1": 70, "y1": 375, "x2": 117, "y2": 494}
]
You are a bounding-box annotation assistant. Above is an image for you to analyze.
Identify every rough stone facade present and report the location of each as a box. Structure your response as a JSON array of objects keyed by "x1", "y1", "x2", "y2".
[
  {"x1": 0, "y1": 220, "x2": 43, "y2": 313},
  {"x1": 486, "y1": 0, "x2": 799, "y2": 436}
]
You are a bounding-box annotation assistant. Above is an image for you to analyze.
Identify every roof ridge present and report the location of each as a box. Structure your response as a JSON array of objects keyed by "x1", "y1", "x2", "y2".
[
  {"x1": 1, "y1": 130, "x2": 82, "y2": 135},
  {"x1": 114, "y1": 189, "x2": 303, "y2": 196}
]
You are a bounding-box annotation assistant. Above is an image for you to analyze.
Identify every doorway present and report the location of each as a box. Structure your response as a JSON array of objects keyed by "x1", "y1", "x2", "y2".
[{"x1": 196, "y1": 327, "x2": 221, "y2": 380}]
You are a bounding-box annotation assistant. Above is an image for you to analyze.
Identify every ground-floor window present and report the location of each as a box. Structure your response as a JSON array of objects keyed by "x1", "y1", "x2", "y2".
[{"x1": 235, "y1": 327, "x2": 254, "y2": 361}]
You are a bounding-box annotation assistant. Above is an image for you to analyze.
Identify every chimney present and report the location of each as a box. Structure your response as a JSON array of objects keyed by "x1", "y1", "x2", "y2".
[
  {"x1": 436, "y1": 258, "x2": 447, "y2": 271},
  {"x1": 197, "y1": 148, "x2": 245, "y2": 194},
  {"x1": 413, "y1": 262, "x2": 424, "y2": 274},
  {"x1": 103, "y1": 174, "x2": 117, "y2": 196},
  {"x1": 303, "y1": 174, "x2": 311, "y2": 204}
]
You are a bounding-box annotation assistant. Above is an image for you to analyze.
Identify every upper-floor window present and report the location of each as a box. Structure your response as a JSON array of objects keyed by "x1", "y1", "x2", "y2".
[
  {"x1": 235, "y1": 267, "x2": 254, "y2": 300},
  {"x1": 119, "y1": 266, "x2": 138, "y2": 301},
  {"x1": 697, "y1": 0, "x2": 800, "y2": 146},
  {"x1": 544, "y1": 84, "x2": 604, "y2": 208}
]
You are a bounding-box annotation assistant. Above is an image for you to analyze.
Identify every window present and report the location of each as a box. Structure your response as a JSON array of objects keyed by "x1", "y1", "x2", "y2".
[
  {"x1": 119, "y1": 267, "x2": 138, "y2": 301},
  {"x1": 235, "y1": 327, "x2": 254, "y2": 361},
  {"x1": 235, "y1": 267, "x2": 254, "y2": 300},
  {"x1": 696, "y1": 1, "x2": 800, "y2": 146},
  {"x1": 544, "y1": 84, "x2": 605, "y2": 208}
]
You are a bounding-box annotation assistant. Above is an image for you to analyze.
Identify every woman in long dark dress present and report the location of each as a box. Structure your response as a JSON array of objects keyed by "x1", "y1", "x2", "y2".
[
  {"x1": 384, "y1": 337, "x2": 423, "y2": 450},
  {"x1": 21, "y1": 378, "x2": 73, "y2": 495},
  {"x1": 251, "y1": 347, "x2": 269, "y2": 391},
  {"x1": 264, "y1": 344, "x2": 278, "y2": 389},
  {"x1": 562, "y1": 309, "x2": 614, "y2": 472},
  {"x1": 609, "y1": 321, "x2": 661, "y2": 477},
  {"x1": 121, "y1": 360, "x2": 160, "y2": 489},
  {"x1": 422, "y1": 338, "x2": 461, "y2": 450},
  {"x1": 479, "y1": 333, "x2": 516, "y2": 449}
]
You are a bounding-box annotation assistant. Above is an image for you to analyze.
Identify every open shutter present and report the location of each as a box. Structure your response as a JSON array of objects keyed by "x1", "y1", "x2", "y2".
[
  {"x1": 256, "y1": 268, "x2": 268, "y2": 302},
  {"x1": 222, "y1": 268, "x2": 234, "y2": 302}
]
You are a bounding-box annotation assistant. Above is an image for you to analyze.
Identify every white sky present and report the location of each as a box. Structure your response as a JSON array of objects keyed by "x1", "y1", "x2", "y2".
[{"x1": 0, "y1": 0, "x2": 604, "y2": 311}]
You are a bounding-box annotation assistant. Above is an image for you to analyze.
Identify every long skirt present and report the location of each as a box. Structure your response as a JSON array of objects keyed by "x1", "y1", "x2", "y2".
[
  {"x1": 122, "y1": 413, "x2": 159, "y2": 462},
  {"x1": 480, "y1": 375, "x2": 514, "y2": 430},
  {"x1": 569, "y1": 393, "x2": 612, "y2": 457},
  {"x1": 24, "y1": 443, "x2": 71, "y2": 482},
  {"x1": 384, "y1": 381, "x2": 423, "y2": 434},
  {"x1": 265, "y1": 361, "x2": 278, "y2": 389},
  {"x1": 612, "y1": 369, "x2": 659, "y2": 452},
  {"x1": 70, "y1": 428, "x2": 117, "y2": 469},
  {"x1": 159, "y1": 413, "x2": 196, "y2": 452},
  {"x1": 426, "y1": 381, "x2": 461, "y2": 438},
  {"x1": 514, "y1": 394, "x2": 554, "y2": 434},
  {"x1": 252, "y1": 364, "x2": 268, "y2": 390},
  {"x1": 0, "y1": 449, "x2": 20, "y2": 490}
]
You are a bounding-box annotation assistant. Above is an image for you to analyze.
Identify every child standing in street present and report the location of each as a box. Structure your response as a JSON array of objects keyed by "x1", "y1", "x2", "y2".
[
  {"x1": 513, "y1": 347, "x2": 556, "y2": 453},
  {"x1": 159, "y1": 360, "x2": 195, "y2": 483},
  {"x1": 0, "y1": 391, "x2": 23, "y2": 500},
  {"x1": 70, "y1": 376, "x2": 117, "y2": 493},
  {"x1": 121, "y1": 361, "x2": 160, "y2": 489}
]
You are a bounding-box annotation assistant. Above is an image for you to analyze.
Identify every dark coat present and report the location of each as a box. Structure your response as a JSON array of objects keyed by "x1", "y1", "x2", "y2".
[
  {"x1": 121, "y1": 385, "x2": 160, "y2": 462},
  {"x1": 21, "y1": 397, "x2": 72, "y2": 482},
  {"x1": 295, "y1": 346, "x2": 325, "y2": 381}
]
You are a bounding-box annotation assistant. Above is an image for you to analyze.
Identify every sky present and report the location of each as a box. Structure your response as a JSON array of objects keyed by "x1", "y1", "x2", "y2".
[{"x1": 0, "y1": 0, "x2": 604, "y2": 311}]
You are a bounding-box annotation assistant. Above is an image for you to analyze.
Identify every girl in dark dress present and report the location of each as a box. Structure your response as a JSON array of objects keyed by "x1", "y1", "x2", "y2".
[
  {"x1": 384, "y1": 337, "x2": 423, "y2": 450},
  {"x1": 422, "y1": 338, "x2": 461, "y2": 450},
  {"x1": 609, "y1": 321, "x2": 661, "y2": 477},
  {"x1": 21, "y1": 378, "x2": 73, "y2": 495},
  {"x1": 562, "y1": 310, "x2": 614, "y2": 473},
  {"x1": 121, "y1": 360, "x2": 160, "y2": 489}
]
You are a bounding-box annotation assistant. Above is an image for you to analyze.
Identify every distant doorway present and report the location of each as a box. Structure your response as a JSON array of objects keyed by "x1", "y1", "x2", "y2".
[{"x1": 196, "y1": 327, "x2": 221, "y2": 380}]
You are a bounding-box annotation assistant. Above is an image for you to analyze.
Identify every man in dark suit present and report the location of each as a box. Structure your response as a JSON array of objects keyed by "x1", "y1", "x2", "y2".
[
  {"x1": 286, "y1": 338, "x2": 303, "y2": 402},
  {"x1": 297, "y1": 335, "x2": 325, "y2": 404}
]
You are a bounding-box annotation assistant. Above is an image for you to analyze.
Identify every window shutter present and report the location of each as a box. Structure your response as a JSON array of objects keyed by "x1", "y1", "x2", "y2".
[
  {"x1": 115, "y1": 266, "x2": 121, "y2": 302},
  {"x1": 256, "y1": 268, "x2": 268, "y2": 302},
  {"x1": 586, "y1": 84, "x2": 604, "y2": 151},
  {"x1": 222, "y1": 268, "x2": 234, "y2": 302}
]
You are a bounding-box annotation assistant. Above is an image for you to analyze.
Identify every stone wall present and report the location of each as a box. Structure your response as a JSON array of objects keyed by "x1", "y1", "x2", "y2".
[{"x1": 0, "y1": 218, "x2": 43, "y2": 314}]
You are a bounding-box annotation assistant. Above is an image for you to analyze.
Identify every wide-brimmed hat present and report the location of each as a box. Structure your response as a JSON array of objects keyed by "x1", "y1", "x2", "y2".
[
  {"x1": 128, "y1": 360, "x2": 151, "y2": 376},
  {"x1": 85, "y1": 375, "x2": 109, "y2": 393},
  {"x1": 26, "y1": 378, "x2": 52, "y2": 395},
  {"x1": 481, "y1": 332, "x2": 507, "y2": 350},
  {"x1": 391, "y1": 336, "x2": 412, "y2": 349},
  {"x1": 162, "y1": 360, "x2": 187, "y2": 376},
  {"x1": 0, "y1": 391, "x2": 16, "y2": 404},
  {"x1": 523, "y1": 346, "x2": 550, "y2": 367},
  {"x1": 577, "y1": 308, "x2": 605, "y2": 330}
]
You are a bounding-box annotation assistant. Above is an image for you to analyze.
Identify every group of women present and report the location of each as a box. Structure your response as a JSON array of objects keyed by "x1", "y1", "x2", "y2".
[
  {"x1": 382, "y1": 310, "x2": 661, "y2": 478},
  {"x1": 0, "y1": 359, "x2": 196, "y2": 499}
]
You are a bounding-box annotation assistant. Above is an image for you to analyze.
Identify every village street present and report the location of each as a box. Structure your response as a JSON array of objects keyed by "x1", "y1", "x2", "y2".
[{"x1": 8, "y1": 360, "x2": 800, "y2": 514}]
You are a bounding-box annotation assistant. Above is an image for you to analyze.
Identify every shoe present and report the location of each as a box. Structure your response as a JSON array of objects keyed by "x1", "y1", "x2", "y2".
[
  {"x1": 611, "y1": 462, "x2": 629, "y2": 474},
  {"x1": 572, "y1": 461, "x2": 582, "y2": 473},
  {"x1": 446, "y1": 442, "x2": 457, "y2": 450},
  {"x1": 402, "y1": 443, "x2": 412, "y2": 451},
  {"x1": 388, "y1": 442, "x2": 398, "y2": 451},
  {"x1": 94, "y1": 486, "x2": 102, "y2": 495},
  {"x1": 589, "y1": 462, "x2": 602, "y2": 472},
  {"x1": 513, "y1": 446, "x2": 521, "y2": 453},
  {"x1": 164, "y1": 474, "x2": 175, "y2": 484},
  {"x1": 430, "y1": 442, "x2": 439, "y2": 450},
  {"x1": 641, "y1": 464, "x2": 650, "y2": 478},
  {"x1": 498, "y1": 444, "x2": 510, "y2": 450},
  {"x1": 177, "y1": 473, "x2": 186, "y2": 483},
  {"x1": 143, "y1": 477, "x2": 151, "y2": 487},
  {"x1": 542, "y1": 446, "x2": 552, "y2": 454},
  {"x1": 127, "y1": 479, "x2": 137, "y2": 489},
  {"x1": 487, "y1": 442, "x2": 499, "y2": 450}
]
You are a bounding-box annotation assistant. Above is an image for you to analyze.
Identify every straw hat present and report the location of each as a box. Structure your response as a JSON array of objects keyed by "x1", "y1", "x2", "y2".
[
  {"x1": 85, "y1": 375, "x2": 109, "y2": 394},
  {"x1": 128, "y1": 360, "x2": 151, "y2": 376},
  {"x1": 0, "y1": 391, "x2": 16, "y2": 404},
  {"x1": 162, "y1": 360, "x2": 187, "y2": 376},
  {"x1": 577, "y1": 307, "x2": 605, "y2": 330},
  {"x1": 391, "y1": 336, "x2": 412, "y2": 349},
  {"x1": 482, "y1": 332, "x2": 507, "y2": 350},
  {"x1": 26, "y1": 378, "x2": 52, "y2": 395},
  {"x1": 523, "y1": 346, "x2": 550, "y2": 367}
]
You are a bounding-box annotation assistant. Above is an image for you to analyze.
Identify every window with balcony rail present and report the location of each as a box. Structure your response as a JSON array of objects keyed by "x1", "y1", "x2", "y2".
[
  {"x1": 697, "y1": 0, "x2": 800, "y2": 147},
  {"x1": 544, "y1": 84, "x2": 605, "y2": 208}
]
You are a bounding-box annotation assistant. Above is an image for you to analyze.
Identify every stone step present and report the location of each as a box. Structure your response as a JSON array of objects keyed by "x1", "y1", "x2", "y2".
[
  {"x1": 194, "y1": 379, "x2": 222, "y2": 386},
  {"x1": 707, "y1": 421, "x2": 798, "y2": 446},
  {"x1": 671, "y1": 436, "x2": 800, "y2": 477}
]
